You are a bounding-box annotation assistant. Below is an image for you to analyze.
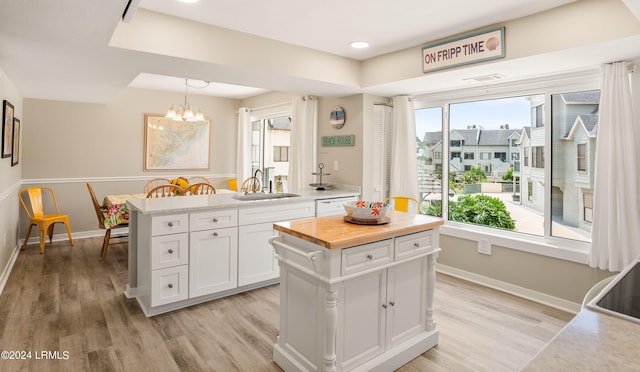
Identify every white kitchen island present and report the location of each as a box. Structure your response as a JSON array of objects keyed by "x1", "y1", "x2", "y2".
[{"x1": 270, "y1": 212, "x2": 443, "y2": 372}]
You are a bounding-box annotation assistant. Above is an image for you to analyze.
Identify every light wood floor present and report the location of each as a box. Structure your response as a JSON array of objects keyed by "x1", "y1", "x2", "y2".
[{"x1": 0, "y1": 237, "x2": 573, "y2": 372}]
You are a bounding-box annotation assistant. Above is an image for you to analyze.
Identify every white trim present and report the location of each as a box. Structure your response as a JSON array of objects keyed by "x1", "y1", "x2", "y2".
[
  {"x1": 0, "y1": 181, "x2": 21, "y2": 202},
  {"x1": 20, "y1": 174, "x2": 236, "y2": 184},
  {"x1": 441, "y1": 223, "x2": 589, "y2": 264},
  {"x1": 0, "y1": 244, "x2": 20, "y2": 296},
  {"x1": 437, "y1": 263, "x2": 581, "y2": 314},
  {"x1": 19, "y1": 227, "x2": 129, "y2": 248}
]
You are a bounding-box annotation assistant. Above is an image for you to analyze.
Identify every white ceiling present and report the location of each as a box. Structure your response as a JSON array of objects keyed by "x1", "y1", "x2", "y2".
[{"x1": 0, "y1": 0, "x2": 639, "y2": 103}]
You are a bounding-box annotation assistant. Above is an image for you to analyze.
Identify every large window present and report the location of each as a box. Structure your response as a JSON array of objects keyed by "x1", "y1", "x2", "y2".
[{"x1": 414, "y1": 81, "x2": 599, "y2": 251}]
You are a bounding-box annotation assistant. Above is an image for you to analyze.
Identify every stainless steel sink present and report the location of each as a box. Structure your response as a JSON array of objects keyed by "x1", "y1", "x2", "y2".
[{"x1": 232, "y1": 192, "x2": 300, "y2": 201}]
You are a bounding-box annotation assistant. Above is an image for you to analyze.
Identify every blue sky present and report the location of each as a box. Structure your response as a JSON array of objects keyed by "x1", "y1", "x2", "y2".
[{"x1": 415, "y1": 96, "x2": 534, "y2": 135}]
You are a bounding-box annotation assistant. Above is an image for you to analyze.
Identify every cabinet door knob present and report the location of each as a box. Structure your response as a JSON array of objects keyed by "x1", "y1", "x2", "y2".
[
  {"x1": 212, "y1": 218, "x2": 218, "y2": 223},
  {"x1": 382, "y1": 303, "x2": 387, "y2": 309},
  {"x1": 389, "y1": 301, "x2": 395, "y2": 306},
  {"x1": 414, "y1": 242, "x2": 420, "y2": 247},
  {"x1": 168, "y1": 283, "x2": 174, "y2": 289},
  {"x1": 168, "y1": 222, "x2": 174, "y2": 227},
  {"x1": 366, "y1": 254, "x2": 373, "y2": 260},
  {"x1": 168, "y1": 249, "x2": 174, "y2": 254},
  {"x1": 213, "y1": 232, "x2": 218, "y2": 237}
]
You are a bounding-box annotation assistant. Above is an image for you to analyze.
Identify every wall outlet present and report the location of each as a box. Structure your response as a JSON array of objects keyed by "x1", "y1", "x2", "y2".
[
  {"x1": 333, "y1": 160, "x2": 339, "y2": 171},
  {"x1": 478, "y1": 239, "x2": 492, "y2": 255}
]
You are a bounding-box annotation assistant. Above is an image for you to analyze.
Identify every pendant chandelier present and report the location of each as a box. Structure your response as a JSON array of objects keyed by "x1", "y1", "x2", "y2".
[{"x1": 165, "y1": 78, "x2": 209, "y2": 121}]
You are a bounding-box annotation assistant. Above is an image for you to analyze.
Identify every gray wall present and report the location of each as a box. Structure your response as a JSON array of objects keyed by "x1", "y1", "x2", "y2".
[{"x1": 20, "y1": 87, "x2": 239, "y2": 238}]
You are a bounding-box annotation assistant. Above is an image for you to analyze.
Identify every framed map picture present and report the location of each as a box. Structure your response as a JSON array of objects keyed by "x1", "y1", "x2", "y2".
[
  {"x1": 11, "y1": 117, "x2": 19, "y2": 166},
  {"x1": 143, "y1": 114, "x2": 211, "y2": 171},
  {"x1": 2, "y1": 100, "x2": 14, "y2": 158}
]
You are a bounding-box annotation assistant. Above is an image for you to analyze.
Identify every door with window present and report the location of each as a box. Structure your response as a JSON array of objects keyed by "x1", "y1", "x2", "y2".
[{"x1": 250, "y1": 115, "x2": 291, "y2": 192}]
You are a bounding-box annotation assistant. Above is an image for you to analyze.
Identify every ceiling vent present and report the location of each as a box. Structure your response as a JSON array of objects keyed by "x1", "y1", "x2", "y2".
[{"x1": 463, "y1": 73, "x2": 506, "y2": 82}]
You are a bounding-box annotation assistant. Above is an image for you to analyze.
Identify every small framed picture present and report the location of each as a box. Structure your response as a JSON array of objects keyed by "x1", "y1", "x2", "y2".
[
  {"x1": 2, "y1": 100, "x2": 14, "y2": 158},
  {"x1": 11, "y1": 117, "x2": 20, "y2": 166}
]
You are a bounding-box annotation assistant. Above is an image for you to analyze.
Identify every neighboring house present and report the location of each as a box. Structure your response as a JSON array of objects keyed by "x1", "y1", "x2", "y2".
[
  {"x1": 420, "y1": 126, "x2": 521, "y2": 178},
  {"x1": 518, "y1": 91, "x2": 599, "y2": 233}
]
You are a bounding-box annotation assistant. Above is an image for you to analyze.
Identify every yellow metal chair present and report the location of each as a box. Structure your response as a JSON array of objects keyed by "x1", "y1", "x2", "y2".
[
  {"x1": 384, "y1": 196, "x2": 420, "y2": 214},
  {"x1": 86, "y1": 183, "x2": 128, "y2": 261},
  {"x1": 19, "y1": 187, "x2": 74, "y2": 254},
  {"x1": 220, "y1": 178, "x2": 237, "y2": 191}
]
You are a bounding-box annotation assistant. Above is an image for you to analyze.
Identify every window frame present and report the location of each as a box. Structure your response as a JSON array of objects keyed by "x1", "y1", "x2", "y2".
[{"x1": 412, "y1": 69, "x2": 600, "y2": 264}]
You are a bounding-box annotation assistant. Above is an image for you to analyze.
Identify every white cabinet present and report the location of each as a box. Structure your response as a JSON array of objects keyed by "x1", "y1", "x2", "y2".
[
  {"x1": 149, "y1": 213, "x2": 189, "y2": 308},
  {"x1": 189, "y1": 227, "x2": 238, "y2": 297},
  {"x1": 238, "y1": 201, "x2": 314, "y2": 287},
  {"x1": 238, "y1": 223, "x2": 279, "y2": 286},
  {"x1": 340, "y1": 242, "x2": 427, "y2": 370}
]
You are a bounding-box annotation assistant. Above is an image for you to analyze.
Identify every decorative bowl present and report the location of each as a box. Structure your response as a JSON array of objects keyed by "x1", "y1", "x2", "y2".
[{"x1": 343, "y1": 200, "x2": 391, "y2": 221}]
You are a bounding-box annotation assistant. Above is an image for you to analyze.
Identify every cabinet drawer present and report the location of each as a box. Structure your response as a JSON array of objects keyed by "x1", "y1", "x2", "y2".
[
  {"x1": 151, "y1": 214, "x2": 188, "y2": 236},
  {"x1": 151, "y1": 265, "x2": 188, "y2": 307},
  {"x1": 151, "y1": 233, "x2": 188, "y2": 270},
  {"x1": 395, "y1": 230, "x2": 435, "y2": 261},
  {"x1": 341, "y1": 239, "x2": 393, "y2": 276},
  {"x1": 190, "y1": 209, "x2": 238, "y2": 231},
  {"x1": 239, "y1": 201, "x2": 315, "y2": 225}
]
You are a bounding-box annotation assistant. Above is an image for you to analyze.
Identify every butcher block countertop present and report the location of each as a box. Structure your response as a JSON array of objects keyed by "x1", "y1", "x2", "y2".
[{"x1": 273, "y1": 211, "x2": 443, "y2": 249}]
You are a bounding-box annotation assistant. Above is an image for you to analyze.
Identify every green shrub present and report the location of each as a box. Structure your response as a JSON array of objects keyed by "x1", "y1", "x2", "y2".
[{"x1": 448, "y1": 194, "x2": 516, "y2": 230}]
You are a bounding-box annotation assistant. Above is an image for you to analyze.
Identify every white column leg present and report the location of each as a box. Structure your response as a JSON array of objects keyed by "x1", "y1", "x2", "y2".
[
  {"x1": 426, "y1": 253, "x2": 438, "y2": 331},
  {"x1": 324, "y1": 289, "x2": 338, "y2": 372}
]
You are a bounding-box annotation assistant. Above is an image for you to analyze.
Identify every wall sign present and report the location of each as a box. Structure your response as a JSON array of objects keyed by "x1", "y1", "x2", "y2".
[
  {"x1": 322, "y1": 135, "x2": 355, "y2": 147},
  {"x1": 422, "y1": 26, "x2": 505, "y2": 73}
]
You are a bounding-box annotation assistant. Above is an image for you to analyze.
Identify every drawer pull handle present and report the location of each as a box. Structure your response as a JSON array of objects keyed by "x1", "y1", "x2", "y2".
[
  {"x1": 168, "y1": 249, "x2": 174, "y2": 254},
  {"x1": 168, "y1": 222, "x2": 174, "y2": 227},
  {"x1": 366, "y1": 254, "x2": 373, "y2": 260},
  {"x1": 168, "y1": 283, "x2": 174, "y2": 289},
  {"x1": 213, "y1": 232, "x2": 218, "y2": 237},
  {"x1": 414, "y1": 242, "x2": 420, "y2": 247},
  {"x1": 389, "y1": 301, "x2": 395, "y2": 306},
  {"x1": 213, "y1": 218, "x2": 218, "y2": 223},
  {"x1": 382, "y1": 303, "x2": 387, "y2": 309}
]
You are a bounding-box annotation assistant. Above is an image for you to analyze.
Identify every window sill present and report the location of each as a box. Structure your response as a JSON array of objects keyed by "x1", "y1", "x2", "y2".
[{"x1": 440, "y1": 222, "x2": 589, "y2": 264}]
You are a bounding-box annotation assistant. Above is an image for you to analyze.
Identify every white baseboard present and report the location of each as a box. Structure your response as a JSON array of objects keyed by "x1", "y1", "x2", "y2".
[
  {"x1": 0, "y1": 244, "x2": 21, "y2": 295},
  {"x1": 19, "y1": 227, "x2": 129, "y2": 247},
  {"x1": 437, "y1": 263, "x2": 581, "y2": 314}
]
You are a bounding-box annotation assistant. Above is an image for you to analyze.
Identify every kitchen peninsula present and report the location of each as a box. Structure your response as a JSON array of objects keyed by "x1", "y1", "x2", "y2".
[
  {"x1": 270, "y1": 212, "x2": 443, "y2": 372},
  {"x1": 124, "y1": 188, "x2": 358, "y2": 317}
]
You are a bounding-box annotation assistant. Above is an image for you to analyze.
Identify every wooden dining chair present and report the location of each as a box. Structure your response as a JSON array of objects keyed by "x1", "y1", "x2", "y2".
[
  {"x1": 186, "y1": 182, "x2": 217, "y2": 195},
  {"x1": 240, "y1": 176, "x2": 261, "y2": 192},
  {"x1": 146, "y1": 184, "x2": 183, "y2": 198},
  {"x1": 86, "y1": 183, "x2": 128, "y2": 261},
  {"x1": 19, "y1": 187, "x2": 74, "y2": 254},
  {"x1": 384, "y1": 196, "x2": 420, "y2": 214},
  {"x1": 188, "y1": 176, "x2": 212, "y2": 185},
  {"x1": 144, "y1": 178, "x2": 172, "y2": 194}
]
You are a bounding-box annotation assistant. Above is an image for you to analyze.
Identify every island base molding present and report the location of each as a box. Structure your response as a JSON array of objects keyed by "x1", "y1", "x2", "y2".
[{"x1": 274, "y1": 331, "x2": 438, "y2": 372}]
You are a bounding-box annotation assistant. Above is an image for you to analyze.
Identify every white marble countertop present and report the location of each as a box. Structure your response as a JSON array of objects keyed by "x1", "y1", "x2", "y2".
[
  {"x1": 522, "y1": 308, "x2": 640, "y2": 370},
  {"x1": 127, "y1": 186, "x2": 360, "y2": 215}
]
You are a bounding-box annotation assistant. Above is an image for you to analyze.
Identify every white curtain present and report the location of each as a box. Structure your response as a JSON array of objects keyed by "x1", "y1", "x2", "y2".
[
  {"x1": 236, "y1": 107, "x2": 252, "y2": 184},
  {"x1": 390, "y1": 96, "x2": 419, "y2": 213},
  {"x1": 589, "y1": 61, "x2": 640, "y2": 272},
  {"x1": 288, "y1": 96, "x2": 317, "y2": 191}
]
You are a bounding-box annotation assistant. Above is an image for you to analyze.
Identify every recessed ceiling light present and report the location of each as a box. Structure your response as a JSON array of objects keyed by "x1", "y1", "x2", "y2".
[
  {"x1": 350, "y1": 41, "x2": 369, "y2": 49},
  {"x1": 178, "y1": 0, "x2": 199, "y2": 3}
]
